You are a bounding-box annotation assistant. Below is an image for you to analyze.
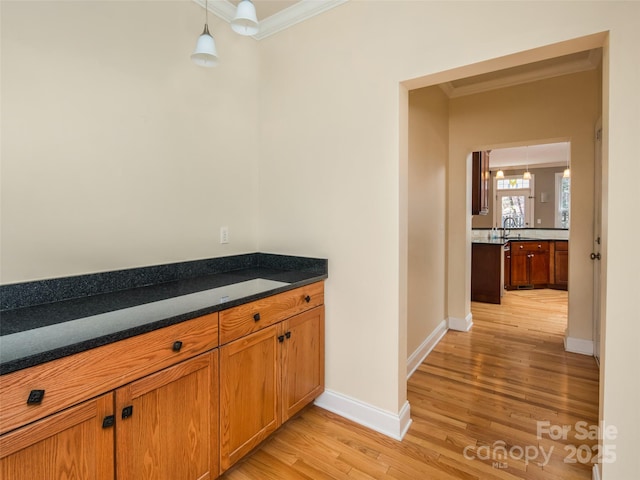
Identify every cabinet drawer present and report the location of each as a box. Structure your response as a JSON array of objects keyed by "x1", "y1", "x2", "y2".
[
  {"x1": 0, "y1": 313, "x2": 218, "y2": 435},
  {"x1": 220, "y1": 282, "x2": 324, "y2": 345},
  {"x1": 512, "y1": 241, "x2": 549, "y2": 252}
]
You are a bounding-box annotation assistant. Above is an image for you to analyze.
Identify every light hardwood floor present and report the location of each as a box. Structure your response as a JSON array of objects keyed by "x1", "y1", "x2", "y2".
[{"x1": 220, "y1": 290, "x2": 599, "y2": 479}]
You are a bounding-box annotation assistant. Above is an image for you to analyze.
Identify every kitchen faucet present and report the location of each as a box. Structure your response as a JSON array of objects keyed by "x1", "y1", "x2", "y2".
[{"x1": 502, "y1": 216, "x2": 517, "y2": 238}]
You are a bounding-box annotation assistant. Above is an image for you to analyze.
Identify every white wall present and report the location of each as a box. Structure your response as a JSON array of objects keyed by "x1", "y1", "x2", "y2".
[
  {"x1": 449, "y1": 69, "x2": 600, "y2": 342},
  {"x1": 1, "y1": 1, "x2": 260, "y2": 283},
  {"x1": 2, "y1": 1, "x2": 639, "y2": 477},
  {"x1": 407, "y1": 87, "x2": 448, "y2": 368},
  {"x1": 256, "y1": 2, "x2": 639, "y2": 478}
]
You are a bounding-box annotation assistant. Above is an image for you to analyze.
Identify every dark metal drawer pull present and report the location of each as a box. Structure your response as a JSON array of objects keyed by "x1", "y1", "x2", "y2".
[
  {"x1": 122, "y1": 405, "x2": 133, "y2": 419},
  {"x1": 172, "y1": 341, "x2": 183, "y2": 352},
  {"x1": 27, "y1": 389, "x2": 45, "y2": 405},
  {"x1": 253, "y1": 313, "x2": 261, "y2": 322}
]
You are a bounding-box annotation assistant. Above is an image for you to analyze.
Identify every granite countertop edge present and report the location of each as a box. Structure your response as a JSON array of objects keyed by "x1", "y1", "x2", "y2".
[
  {"x1": 0, "y1": 253, "x2": 328, "y2": 376},
  {"x1": 472, "y1": 237, "x2": 570, "y2": 245}
]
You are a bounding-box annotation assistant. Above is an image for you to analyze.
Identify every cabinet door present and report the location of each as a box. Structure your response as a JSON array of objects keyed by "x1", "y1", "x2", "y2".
[
  {"x1": 281, "y1": 306, "x2": 325, "y2": 422},
  {"x1": 116, "y1": 351, "x2": 218, "y2": 480},
  {"x1": 529, "y1": 252, "x2": 549, "y2": 285},
  {"x1": 510, "y1": 252, "x2": 529, "y2": 286},
  {"x1": 555, "y1": 250, "x2": 569, "y2": 286},
  {"x1": 220, "y1": 326, "x2": 278, "y2": 472},
  {"x1": 504, "y1": 250, "x2": 511, "y2": 288},
  {"x1": 0, "y1": 393, "x2": 114, "y2": 480}
]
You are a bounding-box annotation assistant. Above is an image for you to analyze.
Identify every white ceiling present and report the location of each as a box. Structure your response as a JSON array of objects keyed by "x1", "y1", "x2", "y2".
[
  {"x1": 489, "y1": 143, "x2": 570, "y2": 170},
  {"x1": 199, "y1": 0, "x2": 348, "y2": 39}
]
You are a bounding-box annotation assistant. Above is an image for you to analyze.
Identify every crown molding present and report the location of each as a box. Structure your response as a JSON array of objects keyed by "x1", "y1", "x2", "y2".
[
  {"x1": 441, "y1": 48, "x2": 602, "y2": 98},
  {"x1": 194, "y1": 0, "x2": 349, "y2": 40}
]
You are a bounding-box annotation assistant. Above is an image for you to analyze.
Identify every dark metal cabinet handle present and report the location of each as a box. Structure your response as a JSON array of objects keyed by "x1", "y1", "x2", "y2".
[
  {"x1": 27, "y1": 389, "x2": 45, "y2": 405},
  {"x1": 102, "y1": 415, "x2": 115, "y2": 428},
  {"x1": 285, "y1": 331, "x2": 291, "y2": 339},
  {"x1": 121, "y1": 405, "x2": 133, "y2": 419},
  {"x1": 253, "y1": 313, "x2": 261, "y2": 322},
  {"x1": 304, "y1": 295, "x2": 311, "y2": 303},
  {"x1": 278, "y1": 335, "x2": 285, "y2": 343},
  {"x1": 172, "y1": 341, "x2": 183, "y2": 352}
]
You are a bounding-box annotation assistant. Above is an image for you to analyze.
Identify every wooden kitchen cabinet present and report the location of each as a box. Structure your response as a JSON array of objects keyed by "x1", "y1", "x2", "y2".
[
  {"x1": 0, "y1": 393, "x2": 114, "y2": 480},
  {"x1": 219, "y1": 284, "x2": 325, "y2": 473},
  {"x1": 116, "y1": 351, "x2": 218, "y2": 480},
  {"x1": 504, "y1": 245, "x2": 511, "y2": 289},
  {"x1": 508, "y1": 241, "x2": 549, "y2": 288},
  {"x1": 1, "y1": 314, "x2": 220, "y2": 480},
  {"x1": 280, "y1": 306, "x2": 325, "y2": 422},
  {"x1": 552, "y1": 240, "x2": 569, "y2": 289},
  {"x1": 471, "y1": 243, "x2": 503, "y2": 304},
  {"x1": 220, "y1": 326, "x2": 279, "y2": 471},
  {"x1": 472, "y1": 151, "x2": 490, "y2": 215}
]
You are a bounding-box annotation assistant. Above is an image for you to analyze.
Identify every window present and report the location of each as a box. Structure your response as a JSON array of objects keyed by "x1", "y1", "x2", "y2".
[
  {"x1": 494, "y1": 175, "x2": 534, "y2": 228},
  {"x1": 555, "y1": 173, "x2": 570, "y2": 228}
]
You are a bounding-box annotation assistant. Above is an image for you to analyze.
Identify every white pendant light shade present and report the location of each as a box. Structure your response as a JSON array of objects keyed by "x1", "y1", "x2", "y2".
[
  {"x1": 523, "y1": 170, "x2": 532, "y2": 180},
  {"x1": 496, "y1": 170, "x2": 504, "y2": 179},
  {"x1": 231, "y1": 0, "x2": 259, "y2": 36},
  {"x1": 563, "y1": 168, "x2": 571, "y2": 178},
  {"x1": 191, "y1": 24, "x2": 218, "y2": 67}
]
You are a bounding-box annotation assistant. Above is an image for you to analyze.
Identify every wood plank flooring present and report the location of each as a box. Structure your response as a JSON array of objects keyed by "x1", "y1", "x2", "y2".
[{"x1": 220, "y1": 290, "x2": 599, "y2": 479}]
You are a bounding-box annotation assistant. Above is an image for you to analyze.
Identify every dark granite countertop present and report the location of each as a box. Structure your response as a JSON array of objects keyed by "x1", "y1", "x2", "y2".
[
  {"x1": 0, "y1": 253, "x2": 328, "y2": 375},
  {"x1": 471, "y1": 238, "x2": 509, "y2": 245}
]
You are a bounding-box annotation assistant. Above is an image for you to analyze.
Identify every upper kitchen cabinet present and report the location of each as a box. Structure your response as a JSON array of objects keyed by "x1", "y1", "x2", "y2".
[{"x1": 472, "y1": 151, "x2": 490, "y2": 215}]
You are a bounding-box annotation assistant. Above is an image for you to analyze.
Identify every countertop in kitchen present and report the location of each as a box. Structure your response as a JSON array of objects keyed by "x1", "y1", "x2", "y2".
[{"x1": 0, "y1": 253, "x2": 328, "y2": 375}]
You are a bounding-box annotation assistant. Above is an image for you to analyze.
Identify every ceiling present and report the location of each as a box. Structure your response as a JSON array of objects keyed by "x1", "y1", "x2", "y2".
[
  {"x1": 439, "y1": 49, "x2": 602, "y2": 98},
  {"x1": 201, "y1": 0, "x2": 348, "y2": 40}
]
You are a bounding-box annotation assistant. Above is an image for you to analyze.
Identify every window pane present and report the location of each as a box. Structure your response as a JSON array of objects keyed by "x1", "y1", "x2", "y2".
[
  {"x1": 497, "y1": 178, "x2": 530, "y2": 190},
  {"x1": 559, "y1": 177, "x2": 570, "y2": 228},
  {"x1": 501, "y1": 195, "x2": 526, "y2": 227}
]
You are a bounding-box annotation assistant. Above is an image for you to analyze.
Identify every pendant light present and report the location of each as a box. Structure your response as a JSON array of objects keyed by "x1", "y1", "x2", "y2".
[
  {"x1": 563, "y1": 146, "x2": 571, "y2": 178},
  {"x1": 496, "y1": 170, "x2": 504, "y2": 179},
  {"x1": 231, "y1": 0, "x2": 259, "y2": 36},
  {"x1": 191, "y1": 0, "x2": 219, "y2": 67},
  {"x1": 523, "y1": 146, "x2": 532, "y2": 180}
]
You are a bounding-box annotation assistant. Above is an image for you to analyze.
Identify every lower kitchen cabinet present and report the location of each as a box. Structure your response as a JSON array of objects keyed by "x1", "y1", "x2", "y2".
[
  {"x1": 552, "y1": 241, "x2": 569, "y2": 289},
  {"x1": 220, "y1": 325, "x2": 279, "y2": 471},
  {"x1": 219, "y1": 305, "x2": 325, "y2": 473},
  {"x1": 281, "y1": 306, "x2": 325, "y2": 422},
  {"x1": 116, "y1": 351, "x2": 218, "y2": 480},
  {"x1": 0, "y1": 393, "x2": 114, "y2": 480},
  {"x1": 0, "y1": 281, "x2": 325, "y2": 480},
  {"x1": 508, "y1": 241, "x2": 549, "y2": 288}
]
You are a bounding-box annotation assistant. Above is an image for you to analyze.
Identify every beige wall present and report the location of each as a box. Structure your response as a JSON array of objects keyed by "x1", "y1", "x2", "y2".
[
  {"x1": 407, "y1": 87, "x2": 448, "y2": 359},
  {"x1": 2, "y1": 1, "x2": 639, "y2": 477},
  {"x1": 256, "y1": 2, "x2": 639, "y2": 477},
  {"x1": 472, "y1": 166, "x2": 567, "y2": 229},
  {"x1": 450, "y1": 70, "x2": 600, "y2": 342},
  {"x1": 1, "y1": 1, "x2": 260, "y2": 283}
]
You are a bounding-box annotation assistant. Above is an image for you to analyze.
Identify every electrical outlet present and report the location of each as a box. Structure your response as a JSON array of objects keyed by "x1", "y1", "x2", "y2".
[{"x1": 220, "y1": 226, "x2": 229, "y2": 244}]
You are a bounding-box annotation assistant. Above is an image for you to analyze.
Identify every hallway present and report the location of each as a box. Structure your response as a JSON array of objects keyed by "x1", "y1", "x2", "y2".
[{"x1": 221, "y1": 290, "x2": 599, "y2": 479}]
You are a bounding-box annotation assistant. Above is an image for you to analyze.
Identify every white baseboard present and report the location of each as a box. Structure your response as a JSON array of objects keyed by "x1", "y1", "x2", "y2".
[
  {"x1": 314, "y1": 389, "x2": 412, "y2": 440},
  {"x1": 592, "y1": 464, "x2": 601, "y2": 480},
  {"x1": 448, "y1": 312, "x2": 473, "y2": 331},
  {"x1": 407, "y1": 320, "x2": 448, "y2": 379},
  {"x1": 564, "y1": 336, "x2": 594, "y2": 356}
]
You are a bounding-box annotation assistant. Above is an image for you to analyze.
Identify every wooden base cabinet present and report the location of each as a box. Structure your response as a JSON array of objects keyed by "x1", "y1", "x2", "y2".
[
  {"x1": 220, "y1": 305, "x2": 325, "y2": 473},
  {"x1": 220, "y1": 326, "x2": 279, "y2": 471},
  {"x1": 0, "y1": 393, "x2": 114, "y2": 480},
  {"x1": 508, "y1": 241, "x2": 549, "y2": 289},
  {"x1": 116, "y1": 351, "x2": 219, "y2": 480}
]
